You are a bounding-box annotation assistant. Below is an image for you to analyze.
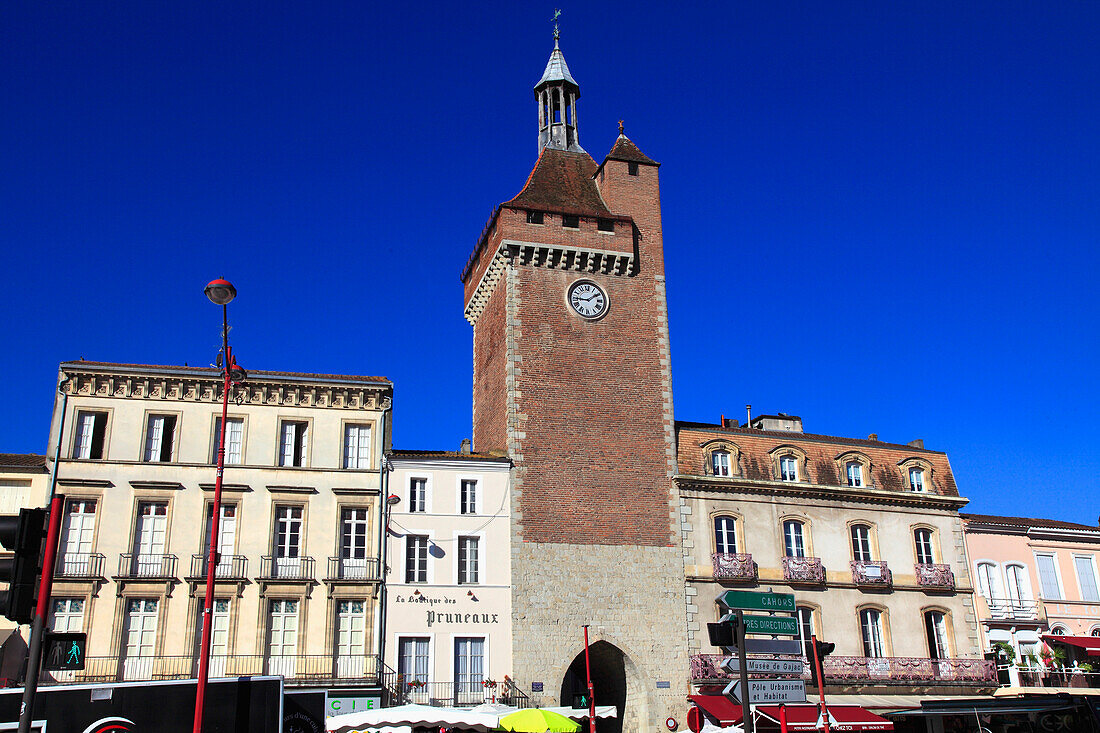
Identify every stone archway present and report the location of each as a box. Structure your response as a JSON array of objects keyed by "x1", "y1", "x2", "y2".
[{"x1": 559, "y1": 640, "x2": 647, "y2": 733}]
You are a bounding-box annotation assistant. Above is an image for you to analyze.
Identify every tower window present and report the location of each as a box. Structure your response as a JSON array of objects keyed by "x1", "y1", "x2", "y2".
[
  {"x1": 628, "y1": 162, "x2": 639, "y2": 176},
  {"x1": 526, "y1": 210, "x2": 544, "y2": 225},
  {"x1": 562, "y1": 214, "x2": 580, "y2": 229},
  {"x1": 597, "y1": 219, "x2": 614, "y2": 233}
]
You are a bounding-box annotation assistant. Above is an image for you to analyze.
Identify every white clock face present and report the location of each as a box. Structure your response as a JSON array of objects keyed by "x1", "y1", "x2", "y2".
[{"x1": 568, "y1": 280, "x2": 608, "y2": 319}]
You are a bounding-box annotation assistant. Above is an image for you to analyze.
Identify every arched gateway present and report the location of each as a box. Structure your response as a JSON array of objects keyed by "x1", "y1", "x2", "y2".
[{"x1": 559, "y1": 641, "x2": 648, "y2": 733}]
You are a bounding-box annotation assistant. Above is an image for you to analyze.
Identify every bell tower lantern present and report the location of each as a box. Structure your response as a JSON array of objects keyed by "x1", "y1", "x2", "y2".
[{"x1": 534, "y1": 36, "x2": 584, "y2": 154}]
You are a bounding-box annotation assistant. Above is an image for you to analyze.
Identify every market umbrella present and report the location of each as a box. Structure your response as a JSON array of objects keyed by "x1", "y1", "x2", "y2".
[
  {"x1": 498, "y1": 709, "x2": 581, "y2": 733},
  {"x1": 327, "y1": 704, "x2": 501, "y2": 733}
]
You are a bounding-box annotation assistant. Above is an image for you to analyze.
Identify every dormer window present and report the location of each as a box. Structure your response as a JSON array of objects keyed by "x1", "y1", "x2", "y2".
[
  {"x1": 526, "y1": 210, "x2": 544, "y2": 225},
  {"x1": 562, "y1": 214, "x2": 580, "y2": 229},
  {"x1": 597, "y1": 218, "x2": 614, "y2": 233},
  {"x1": 846, "y1": 462, "x2": 863, "y2": 487},
  {"x1": 909, "y1": 468, "x2": 925, "y2": 492},
  {"x1": 711, "y1": 451, "x2": 731, "y2": 477},
  {"x1": 780, "y1": 456, "x2": 798, "y2": 482},
  {"x1": 628, "y1": 162, "x2": 639, "y2": 176}
]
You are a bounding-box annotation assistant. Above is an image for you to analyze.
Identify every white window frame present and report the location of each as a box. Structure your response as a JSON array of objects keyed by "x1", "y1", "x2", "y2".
[
  {"x1": 850, "y1": 524, "x2": 873, "y2": 563},
  {"x1": 213, "y1": 416, "x2": 245, "y2": 465},
  {"x1": 454, "y1": 531, "x2": 484, "y2": 585},
  {"x1": 408, "y1": 475, "x2": 431, "y2": 513},
  {"x1": 846, "y1": 462, "x2": 863, "y2": 487},
  {"x1": 925, "y1": 610, "x2": 950, "y2": 659},
  {"x1": 909, "y1": 467, "x2": 925, "y2": 492},
  {"x1": 860, "y1": 608, "x2": 887, "y2": 658},
  {"x1": 712, "y1": 451, "x2": 731, "y2": 477},
  {"x1": 72, "y1": 410, "x2": 108, "y2": 460},
  {"x1": 779, "y1": 456, "x2": 798, "y2": 482},
  {"x1": 343, "y1": 423, "x2": 372, "y2": 469},
  {"x1": 914, "y1": 528, "x2": 936, "y2": 565},
  {"x1": 975, "y1": 561, "x2": 1002, "y2": 599},
  {"x1": 396, "y1": 634, "x2": 433, "y2": 683},
  {"x1": 404, "y1": 531, "x2": 434, "y2": 584},
  {"x1": 1035, "y1": 553, "x2": 1064, "y2": 600},
  {"x1": 714, "y1": 516, "x2": 738, "y2": 555},
  {"x1": 456, "y1": 475, "x2": 483, "y2": 515},
  {"x1": 451, "y1": 635, "x2": 488, "y2": 697},
  {"x1": 278, "y1": 420, "x2": 310, "y2": 467},
  {"x1": 1004, "y1": 563, "x2": 1032, "y2": 602},
  {"x1": 783, "y1": 520, "x2": 806, "y2": 558},
  {"x1": 49, "y1": 597, "x2": 86, "y2": 634},
  {"x1": 143, "y1": 413, "x2": 177, "y2": 463},
  {"x1": 1073, "y1": 555, "x2": 1100, "y2": 603}
]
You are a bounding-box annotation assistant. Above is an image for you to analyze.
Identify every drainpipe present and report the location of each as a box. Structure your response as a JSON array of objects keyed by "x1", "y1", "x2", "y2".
[{"x1": 375, "y1": 400, "x2": 393, "y2": 680}]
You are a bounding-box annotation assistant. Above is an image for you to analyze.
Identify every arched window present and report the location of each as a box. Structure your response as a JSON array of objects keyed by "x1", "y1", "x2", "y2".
[
  {"x1": 714, "y1": 516, "x2": 738, "y2": 555},
  {"x1": 780, "y1": 456, "x2": 798, "y2": 482},
  {"x1": 712, "y1": 451, "x2": 731, "y2": 477},
  {"x1": 1090, "y1": 627, "x2": 1100, "y2": 637},
  {"x1": 859, "y1": 608, "x2": 887, "y2": 658},
  {"x1": 975, "y1": 562, "x2": 1001, "y2": 599},
  {"x1": 796, "y1": 606, "x2": 816, "y2": 659},
  {"x1": 914, "y1": 528, "x2": 936, "y2": 565},
  {"x1": 1050, "y1": 625, "x2": 1067, "y2": 636},
  {"x1": 909, "y1": 468, "x2": 925, "y2": 492},
  {"x1": 924, "y1": 610, "x2": 951, "y2": 659},
  {"x1": 846, "y1": 462, "x2": 863, "y2": 487},
  {"x1": 783, "y1": 520, "x2": 807, "y2": 558},
  {"x1": 850, "y1": 524, "x2": 873, "y2": 563},
  {"x1": 1004, "y1": 564, "x2": 1030, "y2": 603}
]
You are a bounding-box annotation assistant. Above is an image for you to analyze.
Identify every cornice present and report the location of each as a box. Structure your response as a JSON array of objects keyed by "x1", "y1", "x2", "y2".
[{"x1": 675, "y1": 474, "x2": 969, "y2": 511}]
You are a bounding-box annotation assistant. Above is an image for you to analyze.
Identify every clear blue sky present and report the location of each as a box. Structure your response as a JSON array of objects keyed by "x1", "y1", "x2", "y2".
[{"x1": 3, "y1": 2, "x2": 1097, "y2": 522}]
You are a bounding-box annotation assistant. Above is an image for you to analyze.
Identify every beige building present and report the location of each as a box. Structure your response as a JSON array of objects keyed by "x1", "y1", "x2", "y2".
[
  {"x1": 382, "y1": 449, "x2": 518, "y2": 706},
  {"x1": 39, "y1": 360, "x2": 392, "y2": 691},
  {"x1": 679, "y1": 414, "x2": 995, "y2": 701}
]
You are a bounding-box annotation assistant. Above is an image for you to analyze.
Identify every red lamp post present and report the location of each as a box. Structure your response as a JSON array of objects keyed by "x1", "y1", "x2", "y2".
[{"x1": 193, "y1": 279, "x2": 245, "y2": 733}]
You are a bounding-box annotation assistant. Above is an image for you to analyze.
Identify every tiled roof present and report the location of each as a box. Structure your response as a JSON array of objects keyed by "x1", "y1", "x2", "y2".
[
  {"x1": 505, "y1": 148, "x2": 613, "y2": 218},
  {"x1": 675, "y1": 421, "x2": 944, "y2": 454},
  {"x1": 961, "y1": 513, "x2": 1100, "y2": 532},
  {"x1": 61, "y1": 361, "x2": 390, "y2": 385},
  {"x1": 0, "y1": 454, "x2": 47, "y2": 470},
  {"x1": 603, "y1": 134, "x2": 658, "y2": 166},
  {"x1": 390, "y1": 450, "x2": 511, "y2": 463}
]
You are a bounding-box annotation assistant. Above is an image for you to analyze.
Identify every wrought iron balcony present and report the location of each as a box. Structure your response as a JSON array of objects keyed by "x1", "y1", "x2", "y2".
[
  {"x1": 380, "y1": 677, "x2": 531, "y2": 708},
  {"x1": 783, "y1": 556, "x2": 825, "y2": 584},
  {"x1": 327, "y1": 556, "x2": 381, "y2": 581},
  {"x1": 986, "y1": 597, "x2": 1040, "y2": 620},
  {"x1": 259, "y1": 555, "x2": 316, "y2": 581},
  {"x1": 117, "y1": 553, "x2": 177, "y2": 579},
  {"x1": 915, "y1": 563, "x2": 955, "y2": 590},
  {"x1": 55, "y1": 552, "x2": 105, "y2": 579},
  {"x1": 189, "y1": 553, "x2": 248, "y2": 579},
  {"x1": 851, "y1": 560, "x2": 891, "y2": 586},
  {"x1": 711, "y1": 553, "x2": 756, "y2": 582},
  {"x1": 690, "y1": 653, "x2": 994, "y2": 685}
]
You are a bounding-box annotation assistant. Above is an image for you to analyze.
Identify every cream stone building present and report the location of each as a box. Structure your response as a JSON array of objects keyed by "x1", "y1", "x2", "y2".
[
  {"x1": 679, "y1": 414, "x2": 995, "y2": 707},
  {"x1": 382, "y1": 449, "x2": 517, "y2": 706},
  {"x1": 38, "y1": 360, "x2": 391, "y2": 693}
]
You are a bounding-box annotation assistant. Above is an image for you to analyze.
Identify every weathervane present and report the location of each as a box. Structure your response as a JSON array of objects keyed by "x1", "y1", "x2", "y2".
[
  {"x1": 619, "y1": 120, "x2": 625, "y2": 135},
  {"x1": 552, "y1": 8, "x2": 561, "y2": 41}
]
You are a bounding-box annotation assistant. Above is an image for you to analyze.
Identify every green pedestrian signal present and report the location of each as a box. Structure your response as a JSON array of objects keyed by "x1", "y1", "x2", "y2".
[{"x1": 42, "y1": 632, "x2": 86, "y2": 671}]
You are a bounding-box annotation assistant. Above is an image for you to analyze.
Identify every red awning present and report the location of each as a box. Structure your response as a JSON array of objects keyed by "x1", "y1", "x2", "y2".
[
  {"x1": 1042, "y1": 635, "x2": 1100, "y2": 656},
  {"x1": 688, "y1": 695, "x2": 744, "y2": 727},
  {"x1": 754, "y1": 704, "x2": 894, "y2": 731}
]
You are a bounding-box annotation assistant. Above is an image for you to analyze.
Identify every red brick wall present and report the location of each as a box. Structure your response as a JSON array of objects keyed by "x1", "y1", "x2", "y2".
[
  {"x1": 472, "y1": 274, "x2": 509, "y2": 453},
  {"x1": 596, "y1": 159, "x2": 665, "y2": 278}
]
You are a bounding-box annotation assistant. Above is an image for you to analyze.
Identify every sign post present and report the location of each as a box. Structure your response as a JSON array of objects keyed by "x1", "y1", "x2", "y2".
[{"x1": 734, "y1": 610, "x2": 753, "y2": 733}]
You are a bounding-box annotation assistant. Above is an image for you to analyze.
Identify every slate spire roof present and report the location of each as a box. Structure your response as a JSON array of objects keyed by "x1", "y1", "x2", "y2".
[{"x1": 535, "y1": 39, "x2": 579, "y2": 92}]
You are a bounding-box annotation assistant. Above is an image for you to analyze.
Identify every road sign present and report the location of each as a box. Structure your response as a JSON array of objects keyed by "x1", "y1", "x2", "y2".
[
  {"x1": 718, "y1": 589, "x2": 795, "y2": 612},
  {"x1": 723, "y1": 678, "x2": 807, "y2": 705},
  {"x1": 727, "y1": 639, "x2": 804, "y2": 655},
  {"x1": 42, "y1": 632, "x2": 86, "y2": 671},
  {"x1": 720, "y1": 657, "x2": 805, "y2": 676},
  {"x1": 742, "y1": 614, "x2": 799, "y2": 636}
]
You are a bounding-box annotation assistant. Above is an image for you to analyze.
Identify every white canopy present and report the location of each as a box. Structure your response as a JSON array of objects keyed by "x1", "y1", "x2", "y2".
[
  {"x1": 541, "y1": 706, "x2": 618, "y2": 720},
  {"x1": 327, "y1": 704, "x2": 501, "y2": 733}
]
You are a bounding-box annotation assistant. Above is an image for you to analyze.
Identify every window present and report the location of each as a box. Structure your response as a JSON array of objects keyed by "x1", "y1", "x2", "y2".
[
  {"x1": 1036, "y1": 554, "x2": 1062, "y2": 599},
  {"x1": 711, "y1": 451, "x2": 731, "y2": 477},
  {"x1": 406, "y1": 535, "x2": 428, "y2": 583},
  {"x1": 1050, "y1": 625, "x2": 1067, "y2": 635},
  {"x1": 454, "y1": 637, "x2": 485, "y2": 699},
  {"x1": 409, "y1": 478, "x2": 428, "y2": 512},
  {"x1": 850, "y1": 524, "x2": 873, "y2": 563},
  {"x1": 597, "y1": 218, "x2": 614, "y2": 233},
  {"x1": 975, "y1": 562, "x2": 1000, "y2": 599},
  {"x1": 213, "y1": 417, "x2": 244, "y2": 465},
  {"x1": 204, "y1": 503, "x2": 237, "y2": 573},
  {"x1": 780, "y1": 456, "x2": 798, "y2": 482},
  {"x1": 562, "y1": 214, "x2": 580, "y2": 229},
  {"x1": 267, "y1": 599, "x2": 299, "y2": 677},
  {"x1": 50, "y1": 598, "x2": 84, "y2": 634},
  {"x1": 279, "y1": 420, "x2": 309, "y2": 467},
  {"x1": 783, "y1": 520, "x2": 806, "y2": 558},
  {"x1": 909, "y1": 468, "x2": 925, "y2": 492},
  {"x1": 1075, "y1": 556, "x2": 1100, "y2": 602},
  {"x1": 458, "y1": 536, "x2": 479, "y2": 584},
  {"x1": 859, "y1": 608, "x2": 886, "y2": 658},
  {"x1": 460, "y1": 479, "x2": 478, "y2": 514},
  {"x1": 924, "y1": 611, "x2": 950, "y2": 659},
  {"x1": 340, "y1": 507, "x2": 371, "y2": 578},
  {"x1": 628, "y1": 162, "x2": 639, "y2": 176},
  {"x1": 60, "y1": 499, "x2": 96, "y2": 575},
  {"x1": 914, "y1": 529, "x2": 935, "y2": 565},
  {"x1": 72, "y1": 411, "x2": 107, "y2": 459},
  {"x1": 526, "y1": 210, "x2": 544, "y2": 224},
  {"x1": 132, "y1": 502, "x2": 168, "y2": 576},
  {"x1": 343, "y1": 424, "x2": 371, "y2": 469},
  {"x1": 796, "y1": 606, "x2": 816, "y2": 659},
  {"x1": 846, "y1": 462, "x2": 863, "y2": 487},
  {"x1": 195, "y1": 599, "x2": 231, "y2": 675},
  {"x1": 1005, "y1": 564, "x2": 1029, "y2": 603},
  {"x1": 143, "y1": 414, "x2": 177, "y2": 462},
  {"x1": 1092, "y1": 628, "x2": 1100, "y2": 638},
  {"x1": 398, "y1": 637, "x2": 429, "y2": 683},
  {"x1": 335, "y1": 600, "x2": 367, "y2": 678},
  {"x1": 121, "y1": 598, "x2": 158, "y2": 680},
  {"x1": 714, "y1": 516, "x2": 738, "y2": 555},
  {"x1": 274, "y1": 506, "x2": 303, "y2": 576}
]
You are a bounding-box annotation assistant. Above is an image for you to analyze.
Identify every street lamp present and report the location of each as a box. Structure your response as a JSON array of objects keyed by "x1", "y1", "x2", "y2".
[{"x1": 193, "y1": 279, "x2": 245, "y2": 733}]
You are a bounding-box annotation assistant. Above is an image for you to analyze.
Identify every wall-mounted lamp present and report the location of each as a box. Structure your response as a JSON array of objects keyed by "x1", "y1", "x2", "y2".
[{"x1": 387, "y1": 494, "x2": 401, "y2": 506}]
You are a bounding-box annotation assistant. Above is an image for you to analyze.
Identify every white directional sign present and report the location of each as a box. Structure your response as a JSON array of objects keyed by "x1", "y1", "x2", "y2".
[
  {"x1": 723, "y1": 679, "x2": 807, "y2": 705},
  {"x1": 725, "y1": 639, "x2": 804, "y2": 655},
  {"x1": 720, "y1": 657, "x2": 804, "y2": 676}
]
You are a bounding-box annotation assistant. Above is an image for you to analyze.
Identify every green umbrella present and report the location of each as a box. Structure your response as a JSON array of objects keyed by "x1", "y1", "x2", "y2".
[{"x1": 498, "y1": 709, "x2": 581, "y2": 733}]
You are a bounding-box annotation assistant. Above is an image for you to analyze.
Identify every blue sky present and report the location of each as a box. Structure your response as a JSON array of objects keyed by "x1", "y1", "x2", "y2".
[{"x1": 3, "y1": 2, "x2": 1097, "y2": 521}]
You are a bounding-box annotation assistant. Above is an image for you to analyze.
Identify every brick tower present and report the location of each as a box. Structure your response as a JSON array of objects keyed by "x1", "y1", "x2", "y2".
[{"x1": 461, "y1": 36, "x2": 688, "y2": 733}]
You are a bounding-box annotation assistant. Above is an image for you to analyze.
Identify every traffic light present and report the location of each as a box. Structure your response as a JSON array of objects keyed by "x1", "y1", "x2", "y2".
[
  {"x1": 808, "y1": 638, "x2": 836, "y2": 689},
  {"x1": 0, "y1": 508, "x2": 47, "y2": 624},
  {"x1": 707, "y1": 618, "x2": 735, "y2": 648}
]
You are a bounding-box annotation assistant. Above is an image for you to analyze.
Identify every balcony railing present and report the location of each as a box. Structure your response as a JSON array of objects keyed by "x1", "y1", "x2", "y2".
[
  {"x1": 381, "y1": 678, "x2": 532, "y2": 708},
  {"x1": 986, "y1": 597, "x2": 1040, "y2": 620},
  {"x1": 712, "y1": 553, "x2": 756, "y2": 582},
  {"x1": 39, "y1": 654, "x2": 380, "y2": 687},
  {"x1": 55, "y1": 552, "x2": 105, "y2": 578},
  {"x1": 783, "y1": 556, "x2": 825, "y2": 584},
  {"x1": 1014, "y1": 666, "x2": 1100, "y2": 688},
  {"x1": 690, "y1": 653, "x2": 995, "y2": 685},
  {"x1": 189, "y1": 554, "x2": 248, "y2": 579},
  {"x1": 851, "y1": 560, "x2": 892, "y2": 586},
  {"x1": 327, "y1": 556, "x2": 381, "y2": 581},
  {"x1": 117, "y1": 553, "x2": 177, "y2": 579},
  {"x1": 259, "y1": 555, "x2": 316, "y2": 581},
  {"x1": 915, "y1": 563, "x2": 955, "y2": 590}
]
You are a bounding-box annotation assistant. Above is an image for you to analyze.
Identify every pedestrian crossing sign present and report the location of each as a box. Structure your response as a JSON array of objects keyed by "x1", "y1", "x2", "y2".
[{"x1": 43, "y1": 632, "x2": 86, "y2": 671}]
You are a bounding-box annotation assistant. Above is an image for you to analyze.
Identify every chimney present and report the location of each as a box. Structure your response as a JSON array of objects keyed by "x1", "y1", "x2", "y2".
[
  {"x1": 867, "y1": 433, "x2": 878, "y2": 441},
  {"x1": 908, "y1": 439, "x2": 924, "y2": 449},
  {"x1": 459, "y1": 438, "x2": 472, "y2": 454},
  {"x1": 745, "y1": 404, "x2": 752, "y2": 425},
  {"x1": 721, "y1": 417, "x2": 739, "y2": 429}
]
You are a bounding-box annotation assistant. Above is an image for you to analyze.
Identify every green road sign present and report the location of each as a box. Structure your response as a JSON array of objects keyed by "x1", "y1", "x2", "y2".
[
  {"x1": 43, "y1": 631, "x2": 86, "y2": 671},
  {"x1": 742, "y1": 614, "x2": 799, "y2": 636},
  {"x1": 718, "y1": 589, "x2": 796, "y2": 612}
]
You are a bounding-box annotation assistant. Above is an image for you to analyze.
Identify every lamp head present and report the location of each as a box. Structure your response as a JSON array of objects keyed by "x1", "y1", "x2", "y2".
[
  {"x1": 205, "y1": 278, "x2": 237, "y2": 306},
  {"x1": 387, "y1": 494, "x2": 401, "y2": 506}
]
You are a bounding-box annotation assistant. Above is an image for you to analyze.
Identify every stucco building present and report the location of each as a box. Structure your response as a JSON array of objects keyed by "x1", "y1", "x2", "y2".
[{"x1": 36, "y1": 359, "x2": 391, "y2": 693}]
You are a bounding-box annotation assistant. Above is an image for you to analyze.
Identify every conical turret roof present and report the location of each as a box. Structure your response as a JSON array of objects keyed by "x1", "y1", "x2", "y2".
[{"x1": 535, "y1": 40, "x2": 579, "y2": 92}]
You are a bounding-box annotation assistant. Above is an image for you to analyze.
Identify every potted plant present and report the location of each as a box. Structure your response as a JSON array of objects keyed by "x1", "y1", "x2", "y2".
[{"x1": 992, "y1": 642, "x2": 1016, "y2": 665}]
